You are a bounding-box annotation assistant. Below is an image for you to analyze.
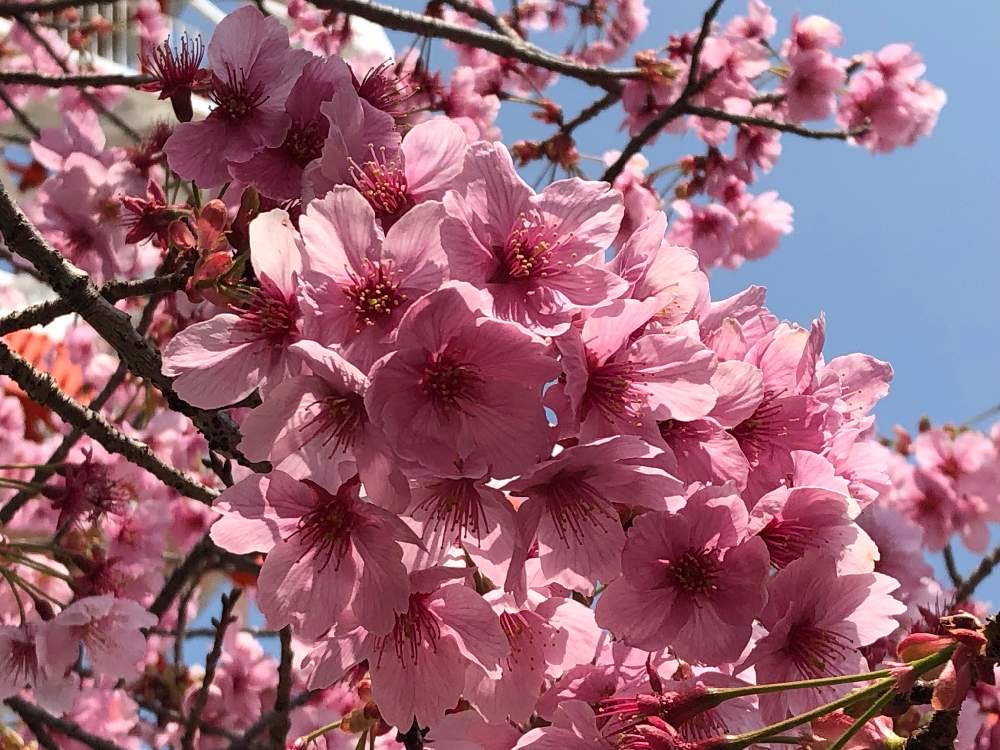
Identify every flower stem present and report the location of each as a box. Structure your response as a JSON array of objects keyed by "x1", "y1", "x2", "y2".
[
  {"x1": 294, "y1": 719, "x2": 343, "y2": 748},
  {"x1": 710, "y1": 668, "x2": 894, "y2": 700},
  {"x1": 825, "y1": 688, "x2": 897, "y2": 750}
]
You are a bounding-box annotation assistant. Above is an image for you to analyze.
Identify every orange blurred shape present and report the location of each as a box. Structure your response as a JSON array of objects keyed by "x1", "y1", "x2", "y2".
[{"x1": 2, "y1": 330, "x2": 91, "y2": 440}]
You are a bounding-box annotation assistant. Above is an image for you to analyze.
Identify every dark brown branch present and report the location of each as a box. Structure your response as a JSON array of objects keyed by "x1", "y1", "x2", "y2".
[
  {"x1": 0, "y1": 291, "x2": 165, "y2": 524},
  {"x1": 682, "y1": 104, "x2": 865, "y2": 140},
  {"x1": 0, "y1": 179, "x2": 262, "y2": 470},
  {"x1": 601, "y1": 0, "x2": 725, "y2": 183},
  {"x1": 954, "y1": 543, "x2": 1000, "y2": 604},
  {"x1": 0, "y1": 71, "x2": 152, "y2": 88},
  {"x1": 268, "y1": 627, "x2": 294, "y2": 749},
  {"x1": 904, "y1": 709, "x2": 959, "y2": 750},
  {"x1": 0, "y1": 85, "x2": 41, "y2": 138},
  {"x1": 310, "y1": 0, "x2": 642, "y2": 90},
  {"x1": 0, "y1": 338, "x2": 217, "y2": 504},
  {"x1": 561, "y1": 89, "x2": 621, "y2": 135},
  {"x1": 148, "y1": 533, "x2": 215, "y2": 618},
  {"x1": 943, "y1": 544, "x2": 964, "y2": 590},
  {"x1": 443, "y1": 0, "x2": 518, "y2": 39},
  {"x1": 0, "y1": 271, "x2": 188, "y2": 336},
  {"x1": 13, "y1": 14, "x2": 142, "y2": 143},
  {"x1": 9, "y1": 699, "x2": 61, "y2": 750},
  {"x1": 6, "y1": 697, "x2": 127, "y2": 750},
  {"x1": 225, "y1": 691, "x2": 316, "y2": 750},
  {"x1": 181, "y1": 589, "x2": 242, "y2": 750}
]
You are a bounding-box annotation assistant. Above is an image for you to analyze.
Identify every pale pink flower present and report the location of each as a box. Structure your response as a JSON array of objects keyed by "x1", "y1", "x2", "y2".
[
  {"x1": 514, "y1": 699, "x2": 610, "y2": 750},
  {"x1": 299, "y1": 186, "x2": 448, "y2": 371},
  {"x1": 729, "y1": 191, "x2": 793, "y2": 264},
  {"x1": 505, "y1": 436, "x2": 683, "y2": 596},
  {"x1": 365, "y1": 282, "x2": 559, "y2": 478},
  {"x1": 548, "y1": 309, "x2": 718, "y2": 442},
  {"x1": 162, "y1": 210, "x2": 303, "y2": 408},
  {"x1": 164, "y1": 6, "x2": 309, "y2": 187},
  {"x1": 229, "y1": 55, "x2": 353, "y2": 201},
  {"x1": 442, "y1": 141, "x2": 627, "y2": 334},
  {"x1": 303, "y1": 567, "x2": 509, "y2": 729},
  {"x1": 238, "y1": 339, "x2": 407, "y2": 508},
  {"x1": 596, "y1": 485, "x2": 769, "y2": 664},
  {"x1": 210, "y1": 470, "x2": 420, "y2": 638},
  {"x1": 782, "y1": 49, "x2": 844, "y2": 122},
  {"x1": 466, "y1": 590, "x2": 601, "y2": 724},
  {"x1": 0, "y1": 620, "x2": 79, "y2": 713},
  {"x1": 443, "y1": 66, "x2": 501, "y2": 141},
  {"x1": 668, "y1": 200, "x2": 738, "y2": 269},
  {"x1": 52, "y1": 595, "x2": 157, "y2": 681},
  {"x1": 783, "y1": 14, "x2": 843, "y2": 57},
  {"x1": 741, "y1": 552, "x2": 906, "y2": 722},
  {"x1": 726, "y1": 0, "x2": 777, "y2": 41},
  {"x1": 603, "y1": 152, "x2": 662, "y2": 249}
]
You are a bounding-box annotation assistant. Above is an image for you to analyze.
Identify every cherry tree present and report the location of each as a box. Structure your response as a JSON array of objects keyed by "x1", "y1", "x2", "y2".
[{"x1": 0, "y1": 1, "x2": 993, "y2": 749}]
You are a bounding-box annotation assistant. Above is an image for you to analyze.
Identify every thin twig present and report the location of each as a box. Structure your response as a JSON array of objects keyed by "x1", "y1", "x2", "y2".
[
  {"x1": 560, "y1": 89, "x2": 621, "y2": 135},
  {"x1": 0, "y1": 271, "x2": 187, "y2": 336},
  {"x1": 0, "y1": 338, "x2": 217, "y2": 504},
  {"x1": 6, "y1": 697, "x2": 128, "y2": 750},
  {"x1": 310, "y1": 0, "x2": 642, "y2": 90},
  {"x1": 601, "y1": 0, "x2": 725, "y2": 183},
  {"x1": 0, "y1": 179, "x2": 261, "y2": 469},
  {"x1": 181, "y1": 589, "x2": 242, "y2": 750},
  {"x1": 0, "y1": 85, "x2": 41, "y2": 137},
  {"x1": 148, "y1": 533, "x2": 215, "y2": 618},
  {"x1": 953, "y1": 543, "x2": 1000, "y2": 603},
  {"x1": 943, "y1": 544, "x2": 964, "y2": 590},
  {"x1": 682, "y1": 104, "x2": 866, "y2": 140},
  {"x1": 443, "y1": 0, "x2": 519, "y2": 39},
  {"x1": 268, "y1": 627, "x2": 294, "y2": 749},
  {"x1": 0, "y1": 71, "x2": 152, "y2": 88},
  {"x1": 225, "y1": 692, "x2": 316, "y2": 750}
]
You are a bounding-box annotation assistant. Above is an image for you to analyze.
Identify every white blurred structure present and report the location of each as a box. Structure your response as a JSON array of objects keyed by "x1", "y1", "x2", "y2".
[{"x1": 0, "y1": 0, "x2": 394, "y2": 144}]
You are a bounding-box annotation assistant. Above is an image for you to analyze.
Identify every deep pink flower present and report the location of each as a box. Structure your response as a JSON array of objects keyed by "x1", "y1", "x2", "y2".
[
  {"x1": 52, "y1": 595, "x2": 157, "y2": 681},
  {"x1": 514, "y1": 699, "x2": 610, "y2": 749},
  {"x1": 298, "y1": 186, "x2": 448, "y2": 371},
  {"x1": 229, "y1": 55, "x2": 353, "y2": 200},
  {"x1": 0, "y1": 620, "x2": 78, "y2": 713},
  {"x1": 164, "y1": 6, "x2": 309, "y2": 187},
  {"x1": 729, "y1": 191, "x2": 793, "y2": 264},
  {"x1": 442, "y1": 141, "x2": 627, "y2": 334},
  {"x1": 596, "y1": 485, "x2": 769, "y2": 664},
  {"x1": 311, "y1": 115, "x2": 467, "y2": 224},
  {"x1": 782, "y1": 49, "x2": 844, "y2": 122},
  {"x1": 505, "y1": 436, "x2": 683, "y2": 597},
  {"x1": 667, "y1": 200, "x2": 738, "y2": 269},
  {"x1": 365, "y1": 282, "x2": 559, "y2": 478},
  {"x1": 549, "y1": 308, "x2": 718, "y2": 442},
  {"x1": 303, "y1": 567, "x2": 509, "y2": 729},
  {"x1": 211, "y1": 471, "x2": 421, "y2": 638},
  {"x1": 741, "y1": 552, "x2": 906, "y2": 722},
  {"x1": 162, "y1": 209, "x2": 303, "y2": 408},
  {"x1": 238, "y1": 339, "x2": 406, "y2": 508}
]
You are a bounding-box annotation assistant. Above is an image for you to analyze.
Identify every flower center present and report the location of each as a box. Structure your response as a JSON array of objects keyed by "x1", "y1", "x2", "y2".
[
  {"x1": 729, "y1": 390, "x2": 785, "y2": 464},
  {"x1": 299, "y1": 393, "x2": 367, "y2": 456},
  {"x1": 420, "y1": 351, "x2": 483, "y2": 410},
  {"x1": 237, "y1": 276, "x2": 301, "y2": 344},
  {"x1": 492, "y1": 212, "x2": 565, "y2": 282},
  {"x1": 210, "y1": 65, "x2": 268, "y2": 120},
  {"x1": 283, "y1": 119, "x2": 326, "y2": 166},
  {"x1": 586, "y1": 359, "x2": 644, "y2": 425},
  {"x1": 413, "y1": 478, "x2": 489, "y2": 545},
  {"x1": 342, "y1": 259, "x2": 407, "y2": 332},
  {"x1": 759, "y1": 517, "x2": 814, "y2": 569},
  {"x1": 349, "y1": 145, "x2": 412, "y2": 218},
  {"x1": 290, "y1": 478, "x2": 359, "y2": 570},
  {"x1": 783, "y1": 621, "x2": 853, "y2": 679},
  {"x1": 543, "y1": 473, "x2": 618, "y2": 545},
  {"x1": 665, "y1": 548, "x2": 722, "y2": 597},
  {"x1": 374, "y1": 593, "x2": 441, "y2": 666},
  {"x1": 1, "y1": 634, "x2": 38, "y2": 686}
]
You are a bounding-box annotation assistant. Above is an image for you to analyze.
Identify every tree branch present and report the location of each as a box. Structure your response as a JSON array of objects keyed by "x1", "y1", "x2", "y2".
[
  {"x1": 268, "y1": 627, "x2": 294, "y2": 749},
  {"x1": 682, "y1": 104, "x2": 866, "y2": 140},
  {"x1": 0, "y1": 0, "x2": 116, "y2": 15},
  {"x1": 181, "y1": 589, "x2": 242, "y2": 750},
  {"x1": 0, "y1": 337, "x2": 217, "y2": 504},
  {"x1": 0, "y1": 85, "x2": 41, "y2": 138},
  {"x1": 943, "y1": 544, "x2": 964, "y2": 590},
  {"x1": 6, "y1": 697, "x2": 128, "y2": 750},
  {"x1": 0, "y1": 271, "x2": 188, "y2": 336},
  {"x1": 954, "y1": 542, "x2": 1000, "y2": 604},
  {"x1": 310, "y1": 0, "x2": 643, "y2": 90},
  {"x1": 0, "y1": 179, "x2": 263, "y2": 470},
  {"x1": 601, "y1": 0, "x2": 726, "y2": 183},
  {"x1": 0, "y1": 71, "x2": 152, "y2": 88}
]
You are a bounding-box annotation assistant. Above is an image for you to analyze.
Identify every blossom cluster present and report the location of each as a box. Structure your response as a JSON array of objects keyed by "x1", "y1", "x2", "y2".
[{"x1": 0, "y1": 1, "x2": 987, "y2": 749}]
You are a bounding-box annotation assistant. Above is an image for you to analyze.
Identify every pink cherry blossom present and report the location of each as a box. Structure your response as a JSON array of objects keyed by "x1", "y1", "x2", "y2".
[
  {"x1": 596, "y1": 485, "x2": 770, "y2": 664},
  {"x1": 442, "y1": 141, "x2": 627, "y2": 334},
  {"x1": 210, "y1": 470, "x2": 420, "y2": 637},
  {"x1": 298, "y1": 185, "x2": 448, "y2": 370},
  {"x1": 365, "y1": 282, "x2": 558, "y2": 478},
  {"x1": 162, "y1": 209, "x2": 303, "y2": 408},
  {"x1": 52, "y1": 594, "x2": 157, "y2": 681}
]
